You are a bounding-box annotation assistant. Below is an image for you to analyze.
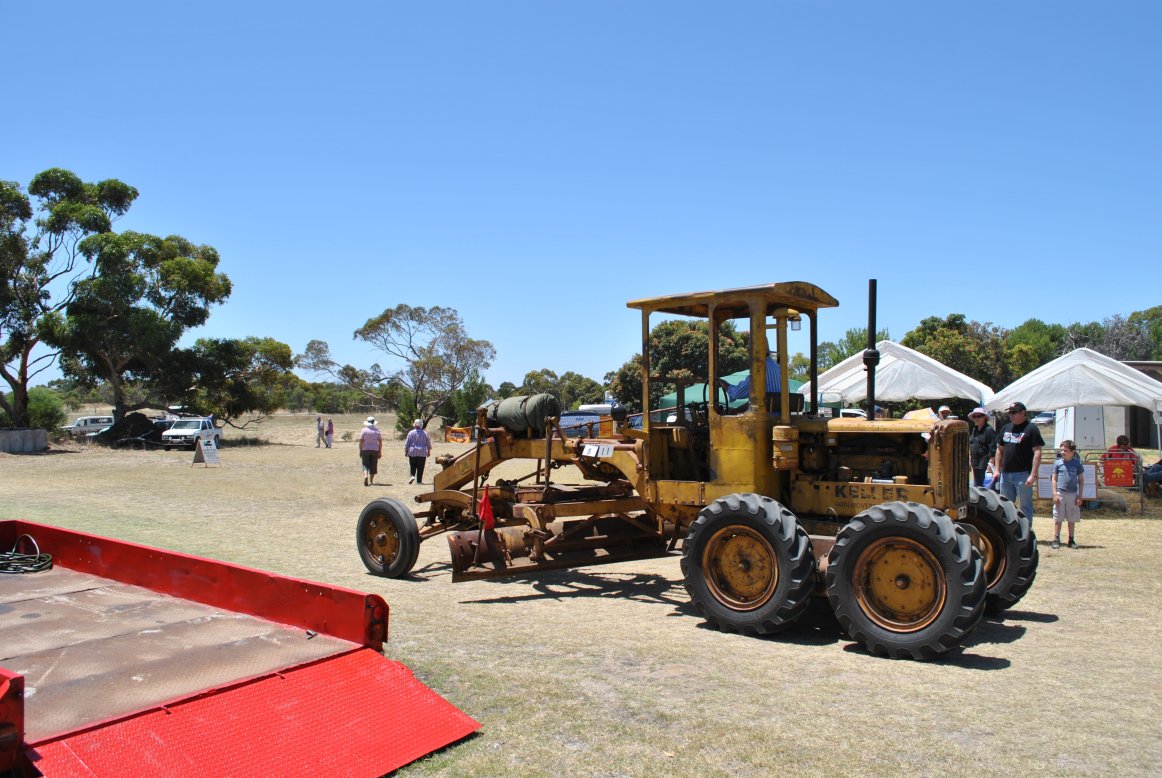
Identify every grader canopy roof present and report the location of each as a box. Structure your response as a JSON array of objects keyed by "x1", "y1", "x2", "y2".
[{"x1": 626, "y1": 281, "x2": 839, "y2": 318}]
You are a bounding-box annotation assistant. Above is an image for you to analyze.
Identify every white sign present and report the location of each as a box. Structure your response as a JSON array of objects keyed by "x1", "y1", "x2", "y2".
[
  {"x1": 192, "y1": 437, "x2": 221, "y2": 467},
  {"x1": 1036, "y1": 462, "x2": 1096, "y2": 500},
  {"x1": 581, "y1": 443, "x2": 614, "y2": 459}
]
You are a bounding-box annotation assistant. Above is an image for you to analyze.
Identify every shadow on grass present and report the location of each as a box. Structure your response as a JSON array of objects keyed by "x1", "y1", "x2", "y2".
[
  {"x1": 993, "y1": 609, "x2": 1058, "y2": 624},
  {"x1": 966, "y1": 619, "x2": 1027, "y2": 645},
  {"x1": 1036, "y1": 539, "x2": 1105, "y2": 550},
  {"x1": 458, "y1": 567, "x2": 689, "y2": 608},
  {"x1": 402, "y1": 560, "x2": 455, "y2": 581},
  {"x1": 8, "y1": 447, "x2": 82, "y2": 456},
  {"x1": 836, "y1": 640, "x2": 1013, "y2": 669}
]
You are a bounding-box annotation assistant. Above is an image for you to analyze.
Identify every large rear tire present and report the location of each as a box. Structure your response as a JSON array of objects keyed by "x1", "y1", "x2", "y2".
[
  {"x1": 827, "y1": 501, "x2": 985, "y2": 660},
  {"x1": 962, "y1": 486, "x2": 1038, "y2": 614},
  {"x1": 357, "y1": 498, "x2": 421, "y2": 577},
  {"x1": 681, "y1": 493, "x2": 815, "y2": 635}
]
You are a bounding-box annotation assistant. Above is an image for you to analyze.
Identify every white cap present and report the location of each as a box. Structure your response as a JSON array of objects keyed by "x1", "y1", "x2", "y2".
[{"x1": 365, "y1": 416, "x2": 376, "y2": 426}]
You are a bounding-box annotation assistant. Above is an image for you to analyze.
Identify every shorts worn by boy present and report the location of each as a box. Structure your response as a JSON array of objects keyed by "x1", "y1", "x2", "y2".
[{"x1": 1053, "y1": 491, "x2": 1081, "y2": 522}]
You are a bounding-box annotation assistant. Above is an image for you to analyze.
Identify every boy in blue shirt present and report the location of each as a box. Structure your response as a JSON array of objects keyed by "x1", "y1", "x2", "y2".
[{"x1": 1051, "y1": 439, "x2": 1085, "y2": 549}]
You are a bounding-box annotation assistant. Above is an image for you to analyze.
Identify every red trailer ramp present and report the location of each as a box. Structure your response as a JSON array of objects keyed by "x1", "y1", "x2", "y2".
[{"x1": 0, "y1": 521, "x2": 478, "y2": 777}]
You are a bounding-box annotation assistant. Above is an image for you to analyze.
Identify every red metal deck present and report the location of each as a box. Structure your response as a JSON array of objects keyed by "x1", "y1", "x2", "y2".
[{"x1": 0, "y1": 521, "x2": 479, "y2": 776}]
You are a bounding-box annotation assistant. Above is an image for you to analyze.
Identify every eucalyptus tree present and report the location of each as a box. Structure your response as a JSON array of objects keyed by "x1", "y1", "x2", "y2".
[{"x1": 0, "y1": 169, "x2": 136, "y2": 426}]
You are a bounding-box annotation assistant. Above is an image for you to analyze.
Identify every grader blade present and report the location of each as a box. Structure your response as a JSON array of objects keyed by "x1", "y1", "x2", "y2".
[{"x1": 446, "y1": 516, "x2": 672, "y2": 583}]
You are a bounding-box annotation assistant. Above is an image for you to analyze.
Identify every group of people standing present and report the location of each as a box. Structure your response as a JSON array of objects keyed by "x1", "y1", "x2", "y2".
[
  {"x1": 968, "y1": 400, "x2": 1161, "y2": 551},
  {"x1": 968, "y1": 401, "x2": 1075, "y2": 547},
  {"x1": 969, "y1": 401, "x2": 1077, "y2": 548},
  {"x1": 315, "y1": 416, "x2": 334, "y2": 448},
  {"x1": 355, "y1": 416, "x2": 432, "y2": 487}
]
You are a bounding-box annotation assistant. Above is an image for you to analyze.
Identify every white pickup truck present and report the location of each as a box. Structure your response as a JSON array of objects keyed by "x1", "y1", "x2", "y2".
[
  {"x1": 62, "y1": 415, "x2": 114, "y2": 437},
  {"x1": 161, "y1": 417, "x2": 222, "y2": 451}
]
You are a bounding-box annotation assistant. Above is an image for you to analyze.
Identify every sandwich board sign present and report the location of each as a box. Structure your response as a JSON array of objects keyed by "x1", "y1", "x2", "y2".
[{"x1": 193, "y1": 437, "x2": 221, "y2": 467}]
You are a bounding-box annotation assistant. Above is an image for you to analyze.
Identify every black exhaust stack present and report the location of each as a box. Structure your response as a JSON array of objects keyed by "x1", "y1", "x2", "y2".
[{"x1": 863, "y1": 279, "x2": 879, "y2": 416}]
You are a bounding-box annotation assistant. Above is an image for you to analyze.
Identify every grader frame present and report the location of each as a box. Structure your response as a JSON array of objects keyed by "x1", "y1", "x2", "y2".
[{"x1": 356, "y1": 281, "x2": 1037, "y2": 659}]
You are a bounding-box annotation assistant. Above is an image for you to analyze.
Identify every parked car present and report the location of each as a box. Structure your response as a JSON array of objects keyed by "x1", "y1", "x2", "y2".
[
  {"x1": 109, "y1": 417, "x2": 178, "y2": 449},
  {"x1": 1031, "y1": 411, "x2": 1055, "y2": 426},
  {"x1": 63, "y1": 416, "x2": 114, "y2": 437},
  {"x1": 161, "y1": 417, "x2": 222, "y2": 450}
]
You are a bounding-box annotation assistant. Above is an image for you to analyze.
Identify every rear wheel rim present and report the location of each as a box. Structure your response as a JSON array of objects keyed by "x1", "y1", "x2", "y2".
[
  {"x1": 854, "y1": 537, "x2": 946, "y2": 632},
  {"x1": 963, "y1": 518, "x2": 1005, "y2": 589},
  {"x1": 363, "y1": 513, "x2": 401, "y2": 567},
  {"x1": 702, "y1": 525, "x2": 778, "y2": 611}
]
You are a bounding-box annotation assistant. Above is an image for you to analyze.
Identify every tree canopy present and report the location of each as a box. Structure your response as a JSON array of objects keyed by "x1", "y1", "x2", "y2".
[
  {"x1": 439, "y1": 368, "x2": 493, "y2": 426},
  {"x1": 163, "y1": 337, "x2": 296, "y2": 426},
  {"x1": 0, "y1": 169, "x2": 137, "y2": 426},
  {"x1": 514, "y1": 369, "x2": 605, "y2": 410},
  {"x1": 817, "y1": 327, "x2": 891, "y2": 372},
  {"x1": 608, "y1": 319, "x2": 749, "y2": 412},
  {"x1": 298, "y1": 304, "x2": 495, "y2": 430},
  {"x1": 42, "y1": 231, "x2": 232, "y2": 420}
]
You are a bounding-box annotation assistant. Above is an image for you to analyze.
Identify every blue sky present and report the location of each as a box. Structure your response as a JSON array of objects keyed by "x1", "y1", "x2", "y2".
[{"x1": 7, "y1": 2, "x2": 1160, "y2": 390}]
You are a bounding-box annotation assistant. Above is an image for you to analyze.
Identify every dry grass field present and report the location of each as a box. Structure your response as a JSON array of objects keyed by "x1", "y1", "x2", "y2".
[{"x1": 3, "y1": 412, "x2": 1162, "y2": 776}]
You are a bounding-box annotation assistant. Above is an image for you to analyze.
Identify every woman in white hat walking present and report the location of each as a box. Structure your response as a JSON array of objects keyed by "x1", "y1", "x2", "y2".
[{"x1": 358, "y1": 416, "x2": 383, "y2": 486}]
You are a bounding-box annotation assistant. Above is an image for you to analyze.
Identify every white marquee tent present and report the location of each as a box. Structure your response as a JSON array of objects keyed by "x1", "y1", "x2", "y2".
[
  {"x1": 985, "y1": 348, "x2": 1162, "y2": 415},
  {"x1": 799, "y1": 340, "x2": 994, "y2": 405}
]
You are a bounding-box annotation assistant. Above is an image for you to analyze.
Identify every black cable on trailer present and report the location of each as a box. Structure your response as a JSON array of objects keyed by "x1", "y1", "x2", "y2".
[{"x1": 0, "y1": 533, "x2": 53, "y2": 574}]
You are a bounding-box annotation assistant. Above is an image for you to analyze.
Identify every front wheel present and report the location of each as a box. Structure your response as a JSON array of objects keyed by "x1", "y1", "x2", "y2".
[
  {"x1": 357, "y1": 498, "x2": 421, "y2": 577},
  {"x1": 827, "y1": 502, "x2": 985, "y2": 660},
  {"x1": 681, "y1": 493, "x2": 815, "y2": 635}
]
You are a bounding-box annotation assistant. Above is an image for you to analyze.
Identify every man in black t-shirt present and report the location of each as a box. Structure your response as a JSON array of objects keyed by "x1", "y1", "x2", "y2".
[{"x1": 993, "y1": 401, "x2": 1045, "y2": 522}]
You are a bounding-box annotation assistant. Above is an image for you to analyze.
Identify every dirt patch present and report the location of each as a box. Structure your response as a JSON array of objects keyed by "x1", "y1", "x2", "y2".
[{"x1": 3, "y1": 413, "x2": 1160, "y2": 776}]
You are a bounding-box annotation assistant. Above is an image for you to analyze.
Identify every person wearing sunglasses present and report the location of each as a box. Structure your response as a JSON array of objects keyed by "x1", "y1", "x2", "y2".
[
  {"x1": 1051, "y1": 440, "x2": 1084, "y2": 549},
  {"x1": 994, "y1": 401, "x2": 1045, "y2": 525}
]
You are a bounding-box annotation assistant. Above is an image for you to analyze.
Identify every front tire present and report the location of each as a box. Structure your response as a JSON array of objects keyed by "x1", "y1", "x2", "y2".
[
  {"x1": 827, "y1": 502, "x2": 985, "y2": 660},
  {"x1": 681, "y1": 494, "x2": 815, "y2": 635},
  {"x1": 357, "y1": 498, "x2": 421, "y2": 577},
  {"x1": 962, "y1": 486, "x2": 1038, "y2": 613}
]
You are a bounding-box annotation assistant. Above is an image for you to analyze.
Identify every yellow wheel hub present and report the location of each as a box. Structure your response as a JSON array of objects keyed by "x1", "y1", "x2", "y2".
[
  {"x1": 963, "y1": 519, "x2": 1005, "y2": 589},
  {"x1": 702, "y1": 525, "x2": 777, "y2": 611},
  {"x1": 363, "y1": 514, "x2": 401, "y2": 565},
  {"x1": 854, "y1": 537, "x2": 946, "y2": 632}
]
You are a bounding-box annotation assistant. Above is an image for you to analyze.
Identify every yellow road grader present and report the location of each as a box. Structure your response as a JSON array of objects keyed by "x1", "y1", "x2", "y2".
[{"x1": 356, "y1": 281, "x2": 1037, "y2": 659}]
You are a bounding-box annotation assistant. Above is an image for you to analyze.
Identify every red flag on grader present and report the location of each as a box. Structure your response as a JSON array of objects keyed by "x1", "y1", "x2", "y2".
[{"x1": 478, "y1": 486, "x2": 494, "y2": 530}]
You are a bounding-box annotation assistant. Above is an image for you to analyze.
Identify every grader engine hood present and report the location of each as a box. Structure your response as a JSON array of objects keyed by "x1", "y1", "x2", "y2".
[{"x1": 788, "y1": 418, "x2": 971, "y2": 519}]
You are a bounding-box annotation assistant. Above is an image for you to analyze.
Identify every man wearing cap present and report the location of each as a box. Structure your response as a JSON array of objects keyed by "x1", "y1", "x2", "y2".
[
  {"x1": 994, "y1": 401, "x2": 1045, "y2": 521},
  {"x1": 968, "y1": 407, "x2": 997, "y2": 487},
  {"x1": 358, "y1": 416, "x2": 383, "y2": 487},
  {"x1": 937, "y1": 405, "x2": 952, "y2": 420}
]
